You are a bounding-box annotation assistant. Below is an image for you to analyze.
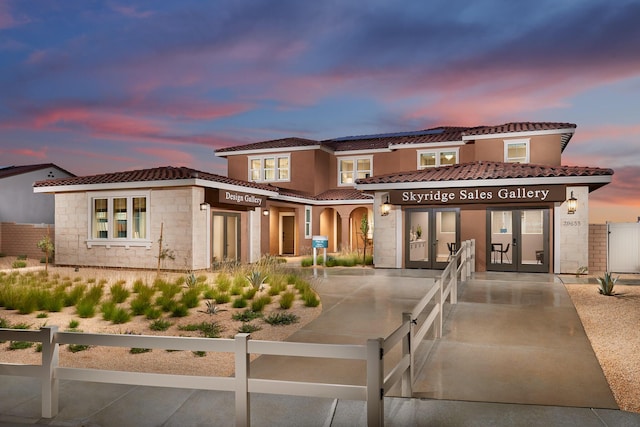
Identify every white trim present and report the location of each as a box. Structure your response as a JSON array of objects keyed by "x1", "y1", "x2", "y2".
[
  {"x1": 34, "y1": 178, "x2": 278, "y2": 197},
  {"x1": 272, "y1": 194, "x2": 373, "y2": 205},
  {"x1": 337, "y1": 155, "x2": 373, "y2": 187},
  {"x1": 462, "y1": 127, "x2": 575, "y2": 141},
  {"x1": 333, "y1": 148, "x2": 391, "y2": 155},
  {"x1": 356, "y1": 175, "x2": 612, "y2": 191},
  {"x1": 390, "y1": 140, "x2": 465, "y2": 150},
  {"x1": 417, "y1": 148, "x2": 460, "y2": 169},
  {"x1": 86, "y1": 190, "x2": 152, "y2": 249},
  {"x1": 304, "y1": 206, "x2": 312, "y2": 239},
  {"x1": 248, "y1": 154, "x2": 291, "y2": 183},
  {"x1": 215, "y1": 145, "x2": 322, "y2": 157},
  {"x1": 503, "y1": 138, "x2": 530, "y2": 163}
]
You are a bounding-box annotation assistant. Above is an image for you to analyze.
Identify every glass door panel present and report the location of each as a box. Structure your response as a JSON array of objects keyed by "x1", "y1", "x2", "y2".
[
  {"x1": 212, "y1": 213, "x2": 240, "y2": 263},
  {"x1": 521, "y1": 210, "x2": 544, "y2": 266},
  {"x1": 490, "y1": 210, "x2": 513, "y2": 266},
  {"x1": 406, "y1": 208, "x2": 459, "y2": 269}
]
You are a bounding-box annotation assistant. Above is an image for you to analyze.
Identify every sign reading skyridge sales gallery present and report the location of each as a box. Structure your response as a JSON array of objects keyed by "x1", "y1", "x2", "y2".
[
  {"x1": 389, "y1": 185, "x2": 566, "y2": 205},
  {"x1": 219, "y1": 190, "x2": 265, "y2": 207}
]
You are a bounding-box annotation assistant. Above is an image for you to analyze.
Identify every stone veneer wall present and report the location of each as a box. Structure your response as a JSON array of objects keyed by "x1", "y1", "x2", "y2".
[
  {"x1": 557, "y1": 186, "x2": 590, "y2": 274},
  {"x1": 54, "y1": 187, "x2": 208, "y2": 270},
  {"x1": 0, "y1": 222, "x2": 54, "y2": 259},
  {"x1": 588, "y1": 223, "x2": 607, "y2": 273},
  {"x1": 373, "y1": 192, "x2": 400, "y2": 268}
]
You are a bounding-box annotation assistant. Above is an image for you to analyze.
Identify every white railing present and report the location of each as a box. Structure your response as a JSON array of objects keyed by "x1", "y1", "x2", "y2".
[
  {"x1": 0, "y1": 239, "x2": 475, "y2": 427},
  {"x1": 381, "y1": 239, "x2": 475, "y2": 397},
  {"x1": 0, "y1": 327, "x2": 385, "y2": 427}
]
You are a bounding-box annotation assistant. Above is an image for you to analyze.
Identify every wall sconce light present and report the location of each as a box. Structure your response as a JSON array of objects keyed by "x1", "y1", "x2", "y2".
[
  {"x1": 380, "y1": 195, "x2": 391, "y2": 216},
  {"x1": 262, "y1": 209, "x2": 269, "y2": 216},
  {"x1": 567, "y1": 191, "x2": 577, "y2": 214},
  {"x1": 200, "y1": 202, "x2": 209, "y2": 211}
]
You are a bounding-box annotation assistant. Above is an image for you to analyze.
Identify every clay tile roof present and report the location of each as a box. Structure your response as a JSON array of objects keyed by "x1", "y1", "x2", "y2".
[
  {"x1": 33, "y1": 166, "x2": 275, "y2": 192},
  {"x1": 322, "y1": 127, "x2": 469, "y2": 151},
  {"x1": 272, "y1": 187, "x2": 372, "y2": 202},
  {"x1": 356, "y1": 161, "x2": 613, "y2": 185},
  {"x1": 0, "y1": 163, "x2": 75, "y2": 179},
  {"x1": 215, "y1": 137, "x2": 319, "y2": 154},
  {"x1": 462, "y1": 122, "x2": 576, "y2": 136}
]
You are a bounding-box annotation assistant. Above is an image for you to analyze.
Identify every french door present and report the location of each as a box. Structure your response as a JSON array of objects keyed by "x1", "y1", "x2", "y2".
[
  {"x1": 406, "y1": 208, "x2": 459, "y2": 269},
  {"x1": 487, "y1": 208, "x2": 549, "y2": 272},
  {"x1": 212, "y1": 212, "x2": 240, "y2": 263}
]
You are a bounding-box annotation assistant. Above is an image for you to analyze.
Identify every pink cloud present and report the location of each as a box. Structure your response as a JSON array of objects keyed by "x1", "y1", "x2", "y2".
[
  {"x1": 135, "y1": 147, "x2": 194, "y2": 165},
  {"x1": 8, "y1": 147, "x2": 48, "y2": 159},
  {"x1": 108, "y1": 3, "x2": 155, "y2": 19},
  {"x1": 0, "y1": 2, "x2": 30, "y2": 29}
]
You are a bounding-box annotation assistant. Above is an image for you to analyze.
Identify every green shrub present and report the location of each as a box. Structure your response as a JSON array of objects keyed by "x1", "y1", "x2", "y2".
[
  {"x1": 68, "y1": 319, "x2": 80, "y2": 329},
  {"x1": 110, "y1": 307, "x2": 132, "y2": 324},
  {"x1": 36, "y1": 312, "x2": 48, "y2": 318},
  {"x1": 193, "y1": 350, "x2": 207, "y2": 357},
  {"x1": 178, "y1": 321, "x2": 223, "y2": 338},
  {"x1": 110, "y1": 282, "x2": 130, "y2": 303},
  {"x1": 76, "y1": 298, "x2": 97, "y2": 318},
  {"x1": 17, "y1": 255, "x2": 27, "y2": 260},
  {"x1": 300, "y1": 258, "x2": 313, "y2": 267},
  {"x1": 232, "y1": 297, "x2": 247, "y2": 309},
  {"x1": 101, "y1": 301, "x2": 117, "y2": 321},
  {"x1": 12, "y1": 261, "x2": 27, "y2": 269},
  {"x1": 9, "y1": 341, "x2": 34, "y2": 350},
  {"x1": 302, "y1": 290, "x2": 320, "y2": 307},
  {"x1": 216, "y1": 273, "x2": 232, "y2": 292},
  {"x1": 144, "y1": 306, "x2": 162, "y2": 320},
  {"x1": 84, "y1": 284, "x2": 104, "y2": 304},
  {"x1": 238, "y1": 323, "x2": 261, "y2": 333},
  {"x1": 279, "y1": 291, "x2": 296, "y2": 309},
  {"x1": 213, "y1": 292, "x2": 230, "y2": 305},
  {"x1": 130, "y1": 347, "x2": 152, "y2": 354},
  {"x1": 130, "y1": 295, "x2": 152, "y2": 315},
  {"x1": 149, "y1": 318, "x2": 172, "y2": 331},
  {"x1": 264, "y1": 312, "x2": 299, "y2": 326},
  {"x1": 242, "y1": 287, "x2": 257, "y2": 300},
  {"x1": 232, "y1": 309, "x2": 262, "y2": 322},
  {"x1": 156, "y1": 295, "x2": 177, "y2": 312},
  {"x1": 202, "y1": 286, "x2": 216, "y2": 299},
  {"x1": 43, "y1": 291, "x2": 65, "y2": 312},
  {"x1": 171, "y1": 304, "x2": 189, "y2": 317},
  {"x1": 65, "y1": 283, "x2": 86, "y2": 306},
  {"x1": 251, "y1": 295, "x2": 271, "y2": 312},
  {"x1": 230, "y1": 284, "x2": 243, "y2": 296},
  {"x1": 68, "y1": 344, "x2": 90, "y2": 353},
  {"x1": 181, "y1": 288, "x2": 201, "y2": 308}
]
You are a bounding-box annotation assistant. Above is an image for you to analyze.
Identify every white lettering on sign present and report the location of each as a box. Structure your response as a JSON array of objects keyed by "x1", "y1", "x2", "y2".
[
  {"x1": 498, "y1": 188, "x2": 550, "y2": 201},
  {"x1": 562, "y1": 220, "x2": 582, "y2": 227},
  {"x1": 402, "y1": 190, "x2": 456, "y2": 203},
  {"x1": 225, "y1": 191, "x2": 263, "y2": 206}
]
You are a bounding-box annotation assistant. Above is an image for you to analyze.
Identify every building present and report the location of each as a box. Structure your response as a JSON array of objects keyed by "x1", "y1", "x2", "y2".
[
  {"x1": 34, "y1": 122, "x2": 612, "y2": 273},
  {"x1": 0, "y1": 164, "x2": 75, "y2": 258}
]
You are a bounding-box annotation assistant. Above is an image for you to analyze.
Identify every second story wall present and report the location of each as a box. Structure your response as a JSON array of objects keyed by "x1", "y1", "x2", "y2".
[{"x1": 472, "y1": 134, "x2": 563, "y2": 165}]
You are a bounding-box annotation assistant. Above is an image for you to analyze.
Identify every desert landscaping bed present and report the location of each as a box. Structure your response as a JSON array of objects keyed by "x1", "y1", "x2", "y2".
[{"x1": 0, "y1": 258, "x2": 321, "y2": 377}]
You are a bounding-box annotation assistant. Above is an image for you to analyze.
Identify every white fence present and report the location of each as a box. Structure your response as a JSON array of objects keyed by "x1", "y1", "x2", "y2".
[
  {"x1": 608, "y1": 222, "x2": 640, "y2": 273},
  {"x1": 0, "y1": 239, "x2": 475, "y2": 427}
]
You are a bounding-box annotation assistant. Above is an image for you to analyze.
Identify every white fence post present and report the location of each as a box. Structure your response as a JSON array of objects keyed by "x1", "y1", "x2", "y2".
[
  {"x1": 401, "y1": 313, "x2": 412, "y2": 397},
  {"x1": 437, "y1": 277, "x2": 443, "y2": 338},
  {"x1": 451, "y1": 258, "x2": 457, "y2": 305},
  {"x1": 235, "y1": 333, "x2": 250, "y2": 427},
  {"x1": 470, "y1": 239, "x2": 476, "y2": 275},
  {"x1": 366, "y1": 338, "x2": 383, "y2": 427},
  {"x1": 41, "y1": 326, "x2": 59, "y2": 418}
]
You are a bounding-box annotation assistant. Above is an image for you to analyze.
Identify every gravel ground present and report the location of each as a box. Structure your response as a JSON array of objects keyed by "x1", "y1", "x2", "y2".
[{"x1": 564, "y1": 279, "x2": 640, "y2": 414}]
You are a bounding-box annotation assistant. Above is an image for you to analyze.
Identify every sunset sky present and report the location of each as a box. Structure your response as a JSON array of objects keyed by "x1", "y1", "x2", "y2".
[{"x1": 1, "y1": 0, "x2": 638, "y2": 223}]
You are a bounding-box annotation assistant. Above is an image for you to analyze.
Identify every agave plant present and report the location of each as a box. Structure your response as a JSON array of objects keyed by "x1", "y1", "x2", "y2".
[
  {"x1": 246, "y1": 270, "x2": 268, "y2": 290},
  {"x1": 597, "y1": 272, "x2": 618, "y2": 296}
]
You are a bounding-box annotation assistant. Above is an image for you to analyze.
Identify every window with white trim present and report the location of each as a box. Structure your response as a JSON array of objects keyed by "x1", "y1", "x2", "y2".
[
  {"x1": 338, "y1": 156, "x2": 372, "y2": 185},
  {"x1": 304, "y1": 206, "x2": 312, "y2": 239},
  {"x1": 248, "y1": 155, "x2": 290, "y2": 182},
  {"x1": 504, "y1": 139, "x2": 529, "y2": 163},
  {"x1": 417, "y1": 149, "x2": 458, "y2": 169},
  {"x1": 89, "y1": 192, "x2": 150, "y2": 246}
]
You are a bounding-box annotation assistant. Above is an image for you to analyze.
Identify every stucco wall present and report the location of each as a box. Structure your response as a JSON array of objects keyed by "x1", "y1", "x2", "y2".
[{"x1": 373, "y1": 193, "x2": 400, "y2": 268}]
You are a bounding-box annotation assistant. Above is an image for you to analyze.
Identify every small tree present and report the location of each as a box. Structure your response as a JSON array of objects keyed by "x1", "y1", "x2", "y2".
[
  {"x1": 37, "y1": 232, "x2": 55, "y2": 272},
  {"x1": 360, "y1": 214, "x2": 370, "y2": 267}
]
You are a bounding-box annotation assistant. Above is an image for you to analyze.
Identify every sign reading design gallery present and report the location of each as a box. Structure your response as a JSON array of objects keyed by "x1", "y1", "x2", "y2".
[
  {"x1": 219, "y1": 190, "x2": 265, "y2": 207},
  {"x1": 389, "y1": 185, "x2": 566, "y2": 205}
]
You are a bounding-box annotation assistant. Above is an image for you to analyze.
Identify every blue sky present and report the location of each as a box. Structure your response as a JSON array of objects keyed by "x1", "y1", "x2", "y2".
[{"x1": 1, "y1": 0, "x2": 639, "y2": 223}]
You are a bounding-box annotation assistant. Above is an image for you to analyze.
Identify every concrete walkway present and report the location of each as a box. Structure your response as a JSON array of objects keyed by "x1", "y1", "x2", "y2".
[{"x1": 2, "y1": 268, "x2": 640, "y2": 426}]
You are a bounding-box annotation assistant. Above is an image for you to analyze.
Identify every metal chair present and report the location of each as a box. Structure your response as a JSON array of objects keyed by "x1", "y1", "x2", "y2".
[{"x1": 447, "y1": 242, "x2": 458, "y2": 261}]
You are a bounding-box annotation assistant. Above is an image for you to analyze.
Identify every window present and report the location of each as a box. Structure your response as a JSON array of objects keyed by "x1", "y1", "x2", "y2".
[
  {"x1": 417, "y1": 149, "x2": 458, "y2": 169},
  {"x1": 338, "y1": 156, "x2": 372, "y2": 185},
  {"x1": 304, "y1": 206, "x2": 312, "y2": 239},
  {"x1": 504, "y1": 139, "x2": 529, "y2": 163},
  {"x1": 248, "y1": 155, "x2": 290, "y2": 182},
  {"x1": 89, "y1": 192, "x2": 150, "y2": 246}
]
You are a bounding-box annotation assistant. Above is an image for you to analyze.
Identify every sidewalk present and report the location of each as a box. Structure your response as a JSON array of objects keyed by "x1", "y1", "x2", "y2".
[{"x1": 2, "y1": 268, "x2": 640, "y2": 426}]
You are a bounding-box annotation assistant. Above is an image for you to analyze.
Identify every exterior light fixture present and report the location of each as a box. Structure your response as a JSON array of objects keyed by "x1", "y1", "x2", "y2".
[
  {"x1": 380, "y1": 195, "x2": 391, "y2": 216},
  {"x1": 262, "y1": 209, "x2": 269, "y2": 216},
  {"x1": 567, "y1": 191, "x2": 577, "y2": 214},
  {"x1": 199, "y1": 202, "x2": 209, "y2": 211}
]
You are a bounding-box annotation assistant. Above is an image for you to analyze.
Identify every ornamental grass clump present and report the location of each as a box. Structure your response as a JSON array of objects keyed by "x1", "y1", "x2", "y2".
[
  {"x1": 279, "y1": 291, "x2": 296, "y2": 309},
  {"x1": 597, "y1": 272, "x2": 618, "y2": 296},
  {"x1": 264, "y1": 312, "x2": 299, "y2": 326},
  {"x1": 110, "y1": 281, "x2": 130, "y2": 303}
]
